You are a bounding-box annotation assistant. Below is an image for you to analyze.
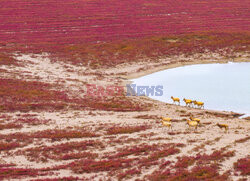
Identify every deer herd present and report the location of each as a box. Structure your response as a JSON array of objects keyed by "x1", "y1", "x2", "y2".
[
  {"x1": 161, "y1": 96, "x2": 229, "y2": 133},
  {"x1": 171, "y1": 96, "x2": 204, "y2": 109}
]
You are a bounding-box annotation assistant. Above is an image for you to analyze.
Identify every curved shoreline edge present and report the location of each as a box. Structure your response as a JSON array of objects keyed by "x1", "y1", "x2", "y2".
[
  {"x1": 126, "y1": 58, "x2": 250, "y2": 80},
  {"x1": 124, "y1": 58, "x2": 250, "y2": 119}
]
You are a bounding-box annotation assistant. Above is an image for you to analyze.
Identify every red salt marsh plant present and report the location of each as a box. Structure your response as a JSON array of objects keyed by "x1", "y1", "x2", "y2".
[
  {"x1": 61, "y1": 143, "x2": 182, "y2": 176},
  {"x1": 58, "y1": 32, "x2": 250, "y2": 68},
  {"x1": 0, "y1": 164, "x2": 16, "y2": 168},
  {"x1": 14, "y1": 118, "x2": 50, "y2": 126},
  {"x1": 159, "y1": 160, "x2": 172, "y2": 169},
  {"x1": 147, "y1": 165, "x2": 229, "y2": 181},
  {"x1": 0, "y1": 0, "x2": 249, "y2": 70},
  {"x1": 82, "y1": 96, "x2": 149, "y2": 112},
  {"x1": 31, "y1": 129, "x2": 99, "y2": 140},
  {"x1": 0, "y1": 53, "x2": 18, "y2": 66},
  {"x1": 135, "y1": 114, "x2": 160, "y2": 119},
  {"x1": 0, "y1": 78, "x2": 69, "y2": 112},
  {"x1": 106, "y1": 125, "x2": 150, "y2": 135},
  {"x1": 107, "y1": 143, "x2": 183, "y2": 160},
  {"x1": 145, "y1": 146, "x2": 180, "y2": 162},
  {"x1": 31, "y1": 177, "x2": 80, "y2": 181},
  {"x1": 0, "y1": 79, "x2": 67, "y2": 102},
  {"x1": 195, "y1": 149, "x2": 235, "y2": 165},
  {"x1": 117, "y1": 168, "x2": 141, "y2": 180},
  {"x1": 146, "y1": 147, "x2": 235, "y2": 180},
  {"x1": 234, "y1": 136, "x2": 250, "y2": 144},
  {"x1": 0, "y1": 128, "x2": 99, "y2": 153},
  {"x1": 135, "y1": 144, "x2": 182, "y2": 169},
  {"x1": 168, "y1": 131, "x2": 183, "y2": 135},
  {"x1": 177, "y1": 165, "x2": 229, "y2": 181},
  {"x1": 139, "y1": 132, "x2": 155, "y2": 138},
  {"x1": 174, "y1": 156, "x2": 196, "y2": 169},
  {"x1": 0, "y1": 167, "x2": 39, "y2": 179},
  {"x1": 15, "y1": 140, "x2": 104, "y2": 162},
  {"x1": 0, "y1": 132, "x2": 32, "y2": 151},
  {"x1": 0, "y1": 122, "x2": 22, "y2": 130},
  {"x1": 61, "y1": 152, "x2": 98, "y2": 160},
  {"x1": 0, "y1": 0, "x2": 249, "y2": 46},
  {"x1": 234, "y1": 157, "x2": 250, "y2": 176},
  {"x1": 108, "y1": 144, "x2": 157, "y2": 159},
  {"x1": 107, "y1": 136, "x2": 139, "y2": 145},
  {"x1": 70, "y1": 158, "x2": 133, "y2": 173},
  {"x1": 0, "y1": 78, "x2": 146, "y2": 112},
  {"x1": 0, "y1": 141, "x2": 20, "y2": 151}
]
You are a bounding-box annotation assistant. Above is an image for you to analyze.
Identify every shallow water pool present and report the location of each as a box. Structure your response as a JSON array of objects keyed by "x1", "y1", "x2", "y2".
[{"x1": 132, "y1": 62, "x2": 250, "y2": 116}]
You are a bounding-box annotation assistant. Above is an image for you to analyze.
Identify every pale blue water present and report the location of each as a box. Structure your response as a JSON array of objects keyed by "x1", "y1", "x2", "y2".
[{"x1": 132, "y1": 62, "x2": 250, "y2": 116}]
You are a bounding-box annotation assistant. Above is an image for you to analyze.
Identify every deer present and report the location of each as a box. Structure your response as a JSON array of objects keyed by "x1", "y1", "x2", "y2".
[
  {"x1": 190, "y1": 116, "x2": 201, "y2": 124},
  {"x1": 216, "y1": 123, "x2": 229, "y2": 133},
  {"x1": 161, "y1": 120, "x2": 172, "y2": 130},
  {"x1": 171, "y1": 96, "x2": 180, "y2": 105},
  {"x1": 183, "y1": 98, "x2": 193, "y2": 107},
  {"x1": 193, "y1": 100, "x2": 204, "y2": 109},
  {"x1": 186, "y1": 119, "x2": 198, "y2": 130},
  {"x1": 161, "y1": 117, "x2": 172, "y2": 122}
]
